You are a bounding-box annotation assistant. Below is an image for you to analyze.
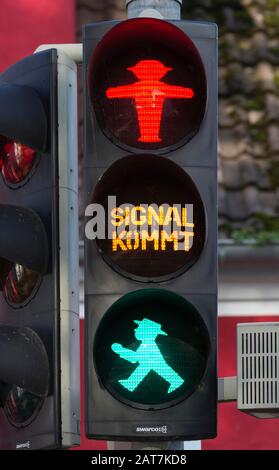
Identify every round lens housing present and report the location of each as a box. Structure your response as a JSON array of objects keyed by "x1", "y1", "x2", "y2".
[
  {"x1": 94, "y1": 289, "x2": 211, "y2": 409},
  {"x1": 88, "y1": 18, "x2": 207, "y2": 152},
  {"x1": 90, "y1": 154, "x2": 206, "y2": 281}
]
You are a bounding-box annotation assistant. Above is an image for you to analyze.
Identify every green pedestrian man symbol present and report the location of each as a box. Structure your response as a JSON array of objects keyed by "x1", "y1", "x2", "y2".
[{"x1": 111, "y1": 318, "x2": 184, "y2": 393}]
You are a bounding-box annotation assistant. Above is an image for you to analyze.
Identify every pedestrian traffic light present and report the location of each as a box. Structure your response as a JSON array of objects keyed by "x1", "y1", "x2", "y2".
[
  {"x1": 84, "y1": 18, "x2": 218, "y2": 441},
  {"x1": 0, "y1": 49, "x2": 80, "y2": 449}
]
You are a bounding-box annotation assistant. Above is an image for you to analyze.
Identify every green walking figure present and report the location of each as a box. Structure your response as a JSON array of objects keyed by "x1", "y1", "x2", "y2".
[{"x1": 111, "y1": 318, "x2": 184, "y2": 394}]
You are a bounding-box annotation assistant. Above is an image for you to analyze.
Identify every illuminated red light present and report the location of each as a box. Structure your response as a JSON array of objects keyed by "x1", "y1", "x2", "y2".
[
  {"x1": 106, "y1": 60, "x2": 194, "y2": 143},
  {"x1": 0, "y1": 136, "x2": 37, "y2": 185}
]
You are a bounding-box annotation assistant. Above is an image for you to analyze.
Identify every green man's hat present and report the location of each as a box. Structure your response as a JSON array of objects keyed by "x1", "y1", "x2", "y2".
[{"x1": 134, "y1": 318, "x2": 167, "y2": 336}]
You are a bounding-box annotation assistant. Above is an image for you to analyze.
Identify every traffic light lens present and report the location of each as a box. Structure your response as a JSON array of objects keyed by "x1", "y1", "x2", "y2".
[
  {"x1": 94, "y1": 289, "x2": 210, "y2": 409},
  {"x1": 90, "y1": 154, "x2": 206, "y2": 281},
  {"x1": 105, "y1": 59, "x2": 194, "y2": 144},
  {"x1": 0, "y1": 136, "x2": 38, "y2": 186},
  {"x1": 89, "y1": 18, "x2": 207, "y2": 152},
  {"x1": 4, "y1": 386, "x2": 43, "y2": 427},
  {"x1": 3, "y1": 264, "x2": 41, "y2": 307}
]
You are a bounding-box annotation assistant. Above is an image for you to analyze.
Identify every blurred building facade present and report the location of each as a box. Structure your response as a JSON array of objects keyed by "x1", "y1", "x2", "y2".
[
  {"x1": 77, "y1": 0, "x2": 279, "y2": 241},
  {"x1": 76, "y1": 0, "x2": 279, "y2": 451}
]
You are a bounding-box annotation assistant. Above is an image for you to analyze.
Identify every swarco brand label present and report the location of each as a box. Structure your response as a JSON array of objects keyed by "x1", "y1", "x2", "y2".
[
  {"x1": 16, "y1": 441, "x2": 31, "y2": 450},
  {"x1": 134, "y1": 425, "x2": 168, "y2": 434}
]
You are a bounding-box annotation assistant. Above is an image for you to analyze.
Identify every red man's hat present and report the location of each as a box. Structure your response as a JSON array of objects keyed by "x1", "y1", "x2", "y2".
[{"x1": 128, "y1": 60, "x2": 172, "y2": 80}]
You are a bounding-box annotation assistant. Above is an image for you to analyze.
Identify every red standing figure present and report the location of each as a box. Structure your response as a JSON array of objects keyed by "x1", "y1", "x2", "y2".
[{"x1": 106, "y1": 60, "x2": 194, "y2": 143}]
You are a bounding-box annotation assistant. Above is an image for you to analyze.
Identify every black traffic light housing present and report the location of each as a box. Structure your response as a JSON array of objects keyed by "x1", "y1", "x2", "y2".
[
  {"x1": 84, "y1": 18, "x2": 218, "y2": 441},
  {"x1": 0, "y1": 50, "x2": 79, "y2": 449}
]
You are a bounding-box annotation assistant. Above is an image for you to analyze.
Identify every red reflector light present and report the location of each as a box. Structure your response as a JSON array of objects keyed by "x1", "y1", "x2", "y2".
[
  {"x1": 3, "y1": 264, "x2": 40, "y2": 307},
  {"x1": 0, "y1": 136, "x2": 37, "y2": 186}
]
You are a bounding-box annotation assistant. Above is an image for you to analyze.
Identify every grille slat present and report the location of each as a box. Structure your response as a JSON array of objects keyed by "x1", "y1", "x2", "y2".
[{"x1": 238, "y1": 323, "x2": 279, "y2": 410}]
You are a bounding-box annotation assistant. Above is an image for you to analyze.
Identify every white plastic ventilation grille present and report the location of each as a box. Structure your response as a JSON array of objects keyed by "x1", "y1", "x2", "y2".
[{"x1": 237, "y1": 323, "x2": 279, "y2": 410}]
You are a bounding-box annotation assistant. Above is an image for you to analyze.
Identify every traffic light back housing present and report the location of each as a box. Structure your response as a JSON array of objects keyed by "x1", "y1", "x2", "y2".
[{"x1": 0, "y1": 49, "x2": 80, "y2": 449}]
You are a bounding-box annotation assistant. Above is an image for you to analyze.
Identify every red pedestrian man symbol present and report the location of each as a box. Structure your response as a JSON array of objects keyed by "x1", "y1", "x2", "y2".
[{"x1": 106, "y1": 60, "x2": 194, "y2": 143}]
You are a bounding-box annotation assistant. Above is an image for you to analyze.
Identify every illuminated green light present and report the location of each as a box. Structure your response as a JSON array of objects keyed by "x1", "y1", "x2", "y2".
[
  {"x1": 111, "y1": 318, "x2": 184, "y2": 394},
  {"x1": 94, "y1": 289, "x2": 210, "y2": 409}
]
